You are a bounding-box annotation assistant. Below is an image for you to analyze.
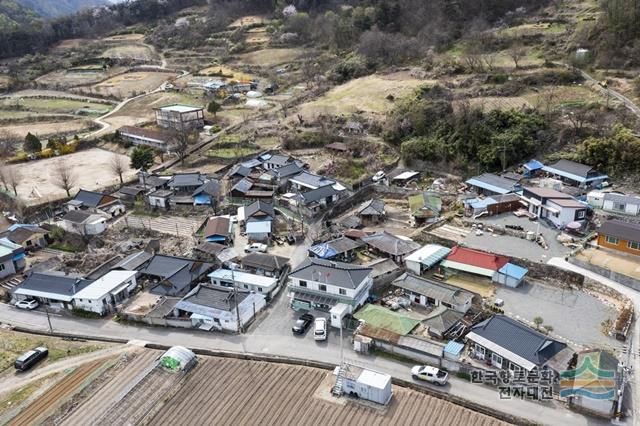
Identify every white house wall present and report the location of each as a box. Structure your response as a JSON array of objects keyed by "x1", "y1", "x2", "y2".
[{"x1": 602, "y1": 200, "x2": 640, "y2": 216}]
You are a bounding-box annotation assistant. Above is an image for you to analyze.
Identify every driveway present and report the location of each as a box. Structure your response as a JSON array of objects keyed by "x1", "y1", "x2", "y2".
[
  {"x1": 496, "y1": 281, "x2": 623, "y2": 350},
  {"x1": 463, "y1": 214, "x2": 570, "y2": 263}
]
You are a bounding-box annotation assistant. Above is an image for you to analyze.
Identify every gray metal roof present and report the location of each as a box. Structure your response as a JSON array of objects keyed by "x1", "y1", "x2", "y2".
[
  {"x1": 193, "y1": 180, "x2": 221, "y2": 197},
  {"x1": 545, "y1": 159, "x2": 593, "y2": 178},
  {"x1": 74, "y1": 189, "x2": 109, "y2": 208},
  {"x1": 112, "y1": 251, "x2": 153, "y2": 271},
  {"x1": 599, "y1": 219, "x2": 640, "y2": 242},
  {"x1": 357, "y1": 199, "x2": 385, "y2": 216},
  {"x1": 276, "y1": 163, "x2": 304, "y2": 178},
  {"x1": 231, "y1": 178, "x2": 253, "y2": 194},
  {"x1": 194, "y1": 242, "x2": 227, "y2": 256},
  {"x1": 392, "y1": 273, "x2": 474, "y2": 306},
  {"x1": 289, "y1": 257, "x2": 372, "y2": 289},
  {"x1": 361, "y1": 231, "x2": 420, "y2": 256},
  {"x1": 325, "y1": 236, "x2": 364, "y2": 254},
  {"x1": 63, "y1": 210, "x2": 93, "y2": 224},
  {"x1": 169, "y1": 173, "x2": 204, "y2": 188},
  {"x1": 245, "y1": 200, "x2": 275, "y2": 219},
  {"x1": 603, "y1": 192, "x2": 640, "y2": 206},
  {"x1": 465, "y1": 173, "x2": 518, "y2": 193},
  {"x1": 240, "y1": 252, "x2": 289, "y2": 272},
  {"x1": 468, "y1": 315, "x2": 567, "y2": 368},
  {"x1": 176, "y1": 284, "x2": 250, "y2": 314},
  {"x1": 290, "y1": 171, "x2": 334, "y2": 188},
  {"x1": 422, "y1": 306, "x2": 464, "y2": 333},
  {"x1": 266, "y1": 154, "x2": 291, "y2": 166},
  {"x1": 143, "y1": 255, "x2": 214, "y2": 296},
  {"x1": 229, "y1": 164, "x2": 251, "y2": 178},
  {"x1": 300, "y1": 185, "x2": 339, "y2": 204},
  {"x1": 13, "y1": 272, "x2": 92, "y2": 297}
]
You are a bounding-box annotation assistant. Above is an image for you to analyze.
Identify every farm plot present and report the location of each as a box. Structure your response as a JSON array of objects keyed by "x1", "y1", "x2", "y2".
[
  {"x1": 89, "y1": 71, "x2": 176, "y2": 98},
  {"x1": 0, "y1": 74, "x2": 9, "y2": 90},
  {"x1": 102, "y1": 34, "x2": 146, "y2": 42},
  {"x1": 522, "y1": 84, "x2": 608, "y2": 108},
  {"x1": 11, "y1": 148, "x2": 136, "y2": 206},
  {"x1": 197, "y1": 65, "x2": 256, "y2": 81},
  {"x1": 36, "y1": 66, "x2": 129, "y2": 89},
  {"x1": 147, "y1": 357, "x2": 509, "y2": 426},
  {"x1": 1, "y1": 97, "x2": 112, "y2": 115},
  {"x1": 295, "y1": 71, "x2": 426, "y2": 120},
  {"x1": 454, "y1": 96, "x2": 533, "y2": 112},
  {"x1": 233, "y1": 48, "x2": 307, "y2": 67},
  {"x1": 52, "y1": 38, "x2": 88, "y2": 51},
  {"x1": 102, "y1": 44, "x2": 157, "y2": 61},
  {"x1": 228, "y1": 15, "x2": 270, "y2": 28},
  {"x1": 0, "y1": 119, "x2": 96, "y2": 139},
  {"x1": 122, "y1": 215, "x2": 206, "y2": 238}
]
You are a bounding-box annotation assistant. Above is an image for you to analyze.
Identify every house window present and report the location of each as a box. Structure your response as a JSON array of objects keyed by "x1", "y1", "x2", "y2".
[
  {"x1": 339, "y1": 289, "x2": 346, "y2": 295},
  {"x1": 0, "y1": 264, "x2": 4, "y2": 271},
  {"x1": 605, "y1": 235, "x2": 619, "y2": 245},
  {"x1": 319, "y1": 284, "x2": 327, "y2": 292},
  {"x1": 244, "y1": 284, "x2": 249, "y2": 289},
  {"x1": 613, "y1": 202, "x2": 626, "y2": 211},
  {"x1": 258, "y1": 288, "x2": 263, "y2": 292},
  {"x1": 442, "y1": 302, "x2": 452, "y2": 308},
  {"x1": 628, "y1": 241, "x2": 640, "y2": 251},
  {"x1": 299, "y1": 280, "x2": 307, "y2": 287},
  {"x1": 576, "y1": 210, "x2": 586, "y2": 219}
]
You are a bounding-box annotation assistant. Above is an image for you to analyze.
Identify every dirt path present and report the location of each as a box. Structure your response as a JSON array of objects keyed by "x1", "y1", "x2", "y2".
[
  {"x1": 6, "y1": 359, "x2": 107, "y2": 426},
  {"x1": 0, "y1": 344, "x2": 136, "y2": 396}
]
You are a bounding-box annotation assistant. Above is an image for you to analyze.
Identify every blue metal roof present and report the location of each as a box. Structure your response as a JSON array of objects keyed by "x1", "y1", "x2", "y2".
[
  {"x1": 193, "y1": 194, "x2": 211, "y2": 205},
  {"x1": 498, "y1": 263, "x2": 528, "y2": 280},
  {"x1": 308, "y1": 243, "x2": 338, "y2": 259},
  {"x1": 524, "y1": 159, "x2": 544, "y2": 171},
  {"x1": 444, "y1": 340, "x2": 464, "y2": 355}
]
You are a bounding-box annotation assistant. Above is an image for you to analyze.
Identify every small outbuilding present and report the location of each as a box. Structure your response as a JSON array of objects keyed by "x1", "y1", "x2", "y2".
[
  {"x1": 159, "y1": 346, "x2": 197, "y2": 372},
  {"x1": 335, "y1": 363, "x2": 392, "y2": 405},
  {"x1": 493, "y1": 263, "x2": 528, "y2": 288}
]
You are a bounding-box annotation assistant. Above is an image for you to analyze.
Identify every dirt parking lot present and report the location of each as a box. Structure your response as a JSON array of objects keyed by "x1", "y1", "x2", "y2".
[
  {"x1": 13, "y1": 148, "x2": 137, "y2": 206},
  {"x1": 576, "y1": 248, "x2": 640, "y2": 280}
]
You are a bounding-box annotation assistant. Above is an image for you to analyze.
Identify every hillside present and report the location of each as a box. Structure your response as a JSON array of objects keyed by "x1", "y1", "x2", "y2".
[
  {"x1": 15, "y1": 0, "x2": 107, "y2": 18},
  {"x1": 0, "y1": 0, "x2": 38, "y2": 28}
]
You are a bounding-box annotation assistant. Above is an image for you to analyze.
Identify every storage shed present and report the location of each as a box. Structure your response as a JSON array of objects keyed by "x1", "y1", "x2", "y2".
[
  {"x1": 493, "y1": 263, "x2": 528, "y2": 288},
  {"x1": 404, "y1": 244, "x2": 450, "y2": 275},
  {"x1": 335, "y1": 364, "x2": 392, "y2": 405}
]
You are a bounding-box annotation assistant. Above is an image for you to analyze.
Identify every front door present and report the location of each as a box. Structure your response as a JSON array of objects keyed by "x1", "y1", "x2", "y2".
[{"x1": 491, "y1": 353, "x2": 503, "y2": 369}]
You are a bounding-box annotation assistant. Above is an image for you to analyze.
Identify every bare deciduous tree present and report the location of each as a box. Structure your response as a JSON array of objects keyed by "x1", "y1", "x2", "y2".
[
  {"x1": 508, "y1": 45, "x2": 526, "y2": 69},
  {"x1": 53, "y1": 160, "x2": 77, "y2": 197},
  {"x1": 483, "y1": 54, "x2": 497, "y2": 72},
  {"x1": 0, "y1": 130, "x2": 19, "y2": 157},
  {"x1": 169, "y1": 129, "x2": 197, "y2": 166},
  {"x1": 110, "y1": 154, "x2": 127, "y2": 185},
  {"x1": 0, "y1": 163, "x2": 9, "y2": 191},
  {"x1": 5, "y1": 165, "x2": 21, "y2": 196}
]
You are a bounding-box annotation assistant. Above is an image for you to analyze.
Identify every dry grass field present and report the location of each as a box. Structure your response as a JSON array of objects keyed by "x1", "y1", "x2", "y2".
[
  {"x1": 454, "y1": 96, "x2": 533, "y2": 112},
  {"x1": 295, "y1": 71, "x2": 427, "y2": 120},
  {"x1": 234, "y1": 48, "x2": 306, "y2": 67},
  {"x1": 102, "y1": 34, "x2": 146, "y2": 42},
  {"x1": 36, "y1": 67, "x2": 129, "y2": 89},
  {"x1": 198, "y1": 65, "x2": 256, "y2": 81},
  {"x1": 228, "y1": 15, "x2": 270, "y2": 28},
  {"x1": 0, "y1": 75, "x2": 9, "y2": 90},
  {"x1": 102, "y1": 44, "x2": 156, "y2": 61},
  {"x1": 0, "y1": 119, "x2": 95, "y2": 139},
  {"x1": 12, "y1": 148, "x2": 137, "y2": 205},
  {"x1": 89, "y1": 71, "x2": 176, "y2": 98},
  {"x1": 52, "y1": 38, "x2": 87, "y2": 51}
]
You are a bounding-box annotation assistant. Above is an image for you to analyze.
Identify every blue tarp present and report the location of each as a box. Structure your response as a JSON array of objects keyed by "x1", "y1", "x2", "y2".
[
  {"x1": 499, "y1": 263, "x2": 528, "y2": 280},
  {"x1": 193, "y1": 194, "x2": 211, "y2": 205},
  {"x1": 444, "y1": 341, "x2": 464, "y2": 356},
  {"x1": 205, "y1": 236, "x2": 226, "y2": 242},
  {"x1": 523, "y1": 159, "x2": 544, "y2": 171},
  {"x1": 308, "y1": 243, "x2": 338, "y2": 259},
  {"x1": 12, "y1": 252, "x2": 25, "y2": 261}
]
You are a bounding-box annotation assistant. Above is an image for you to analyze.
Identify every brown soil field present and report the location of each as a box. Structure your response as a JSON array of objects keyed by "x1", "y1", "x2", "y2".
[
  {"x1": 12, "y1": 148, "x2": 137, "y2": 206},
  {"x1": 102, "y1": 34, "x2": 145, "y2": 42},
  {"x1": 0, "y1": 75, "x2": 9, "y2": 90},
  {"x1": 36, "y1": 66, "x2": 129, "y2": 89},
  {"x1": 455, "y1": 96, "x2": 533, "y2": 112},
  {"x1": 89, "y1": 71, "x2": 176, "y2": 98},
  {"x1": 228, "y1": 15, "x2": 270, "y2": 28},
  {"x1": 233, "y1": 48, "x2": 307, "y2": 67},
  {"x1": 197, "y1": 65, "x2": 256, "y2": 81},
  {"x1": 52, "y1": 38, "x2": 88, "y2": 51},
  {"x1": 102, "y1": 44, "x2": 156, "y2": 61},
  {"x1": 0, "y1": 119, "x2": 95, "y2": 139},
  {"x1": 7, "y1": 359, "x2": 106, "y2": 426}
]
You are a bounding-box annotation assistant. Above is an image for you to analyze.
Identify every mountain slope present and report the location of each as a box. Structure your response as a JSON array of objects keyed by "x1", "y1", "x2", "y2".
[
  {"x1": 0, "y1": 0, "x2": 38, "y2": 28},
  {"x1": 14, "y1": 0, "x2": 108, "y2": 18}
]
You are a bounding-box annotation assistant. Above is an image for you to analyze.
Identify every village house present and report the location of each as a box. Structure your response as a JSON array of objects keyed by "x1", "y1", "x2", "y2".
[
  {"x1": 262, "y1": 153, "x2": 293, "y2": 170},
  {"x1": 542, "y1": 159, "x2": 608, "y2": 189},
  {"x1": 168, "y1": 172, "x2": 207, "y2": 194},
  {"x1": 409, "y1": 192, "x2": 441, "y2": 226},
  {"x1": 140, "y1": 254, "x2": 215, "y2": 297},
  {"x1": 404, "y1": 244, "x2": 451, "y2": 276},
  {"x1": 241, "y1": 200, "x2": 275, "y2": 243},
  {"x1": 12, "y1": 272, "x2": 92, "y2": 310},
  {"x1": 463, "y1": 194, "x2": 522, "y2": 218},
  {"x1": 270, "y1": 162, "x2": 304, "y2": 189},
  {"x1": 202, "y1": 216, "x2": 233, "y2": 245},
  {"x1": 308, "y1": 236, "x2": 364, "y2": 262},
  {"x1": 60, "y1": 210, "x2": 108, "y2": 236},
  {"x1": 520, "y1": 187, "x2": 588, "y2": 228},
  {"x1": 361, "y1": 231, "x2": 420, "y2": 264},
  {"x1": 67, "y1": 189, "x2": 125, "y2": 217},
  {"x1": 0, "y1": 224, "x2": 48, "y2": 251},
  {"x1": 522, "y1": 159, "x2": 545, "y2": 178},
  {"x1": 422, "y1": 306, "x2": 465, "y2": 340},
  {"x1": 441, "y1": 246, "x2": 528, "y2": 287},
  {"x1": 192, "y1": 180, "x2": 221, "y2": 207},
  {"x1": 138, "y1": 173, "x2": 170, "y2": 191},
  {"x1": 154, "y1": 104, "x2": 204, "y2": 131},
  {"x1": 356, "y1": 199, "x2": 386, "y2": 225},
  {"x1": 391, "y1": 170, "x2": 420, "y2": 186},
  {"x1": 465, "y1": 173, "x2": 521, "y2": 196},
  {"x1": 118, "y1": 125, "x2": 175, "y2": 152},
  {"x1": 392, "y1": 273, "x2": 476, "y2": 313},
  {"x1": 111, "y1": 250, "x2": 153, "y2": 273},
  {"x1": 288, "y1": 258, "x2": 372, "y2": 324},
  {"x1": 466, "y1": 315, "x2": 572, "y2": 375},
  {"x1": 172, "y1": 284, "x2": 266, "y2": 332},
  {"x1": 0, "y1": 238, "x2": 26, "y2": 279},
  {"x1": 295, "y1": 185, "x2": 342, "y2": 214},
  {"x1": 325, "y1": 142, "x2": 349, "y2": 154},
  {"x1": 288, "y1": 171, "x2": 335, "y2": 192},
  {"x1": 599, "y1": 193, "x2": 640, "y2": 216},
  {"x1": 114, "y1": 186, "x2": 146, "y2": 205},
  {"x1": 239, "y1": 253, "x2": 289, "y2": 278},
  {"x1": 597, "y1": 219, "x2": 640, "y2": 256},
  {"x1": 148, "y1": 189, "x2": 172, "y2": 210},
  {"x1": 72, "y1": 270, "x2": 138, "y2": 315},
  {"x1": 208, "y1": 268, "x2": 280, "y2": 300}
]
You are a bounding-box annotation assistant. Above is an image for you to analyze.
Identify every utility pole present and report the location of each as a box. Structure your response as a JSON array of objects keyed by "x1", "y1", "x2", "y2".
[
  {"x1": 45, "y1": 305, "x2": 53, "y2": 334},
  {"x1": 231, "y1": 266, "x2": 241, "y2": 333}
]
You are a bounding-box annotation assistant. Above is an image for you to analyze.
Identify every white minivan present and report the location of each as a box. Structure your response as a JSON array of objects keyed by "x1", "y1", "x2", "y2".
[{"x1": 314, "y1": 317, "x2": 327, "y2": 341}]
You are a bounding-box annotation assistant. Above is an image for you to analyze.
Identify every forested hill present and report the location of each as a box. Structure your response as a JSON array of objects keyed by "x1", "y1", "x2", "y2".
[
  {"x1": 15, "y1": 0, "x2": 108, "y2": 18},
  {"x1": 0, "y1": 0, "x2": 38, "y2": 28}
]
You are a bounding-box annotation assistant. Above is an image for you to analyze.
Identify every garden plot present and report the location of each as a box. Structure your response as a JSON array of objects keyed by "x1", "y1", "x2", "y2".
[
  {"x1": 89, "y1": 71, "x2": 176, "y2": 98},
  {"x1": 0, "y1": 97, "x2": 112, "y2": 115},
  {"x1": 0, "y1": 119, "x2": 96, "y2": 139},
  {"x1": 455, "y1": 96, "x2": 533, "y2": 112},
  {"x1": 295, "y1": 71, "x2": 426, "y2": 120},
  {"x1": 233, "y1": 48, "x2": 307, "y2": 67},
  {"x1": 102, "y1": 44, "x2": 157, "y2": 61},
  {"x1": 36, "y1": 66, "x2": 128, "y2": 89},
  {"x1": 11, "y1": 148, "x2": 136, "y2": 206}
]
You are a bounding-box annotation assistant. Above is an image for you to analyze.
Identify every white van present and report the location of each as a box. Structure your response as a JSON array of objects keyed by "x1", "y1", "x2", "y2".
[{"x1": 314, "y1": 317, "x2": 327, "y2": 341}]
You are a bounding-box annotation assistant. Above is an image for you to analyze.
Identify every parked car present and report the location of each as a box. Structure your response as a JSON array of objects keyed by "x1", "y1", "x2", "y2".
[
  {"x1": 292, "y1": 313, "x2": 314, "y2": 334},
  {"x1": 15, "y1": 299, "x2": 39, "y2": 310},
  {"x1": 372, "y1": 171, "x2": 386, "y2": 182},
  {"x1": 15, "y1": 347, "x2": 48, "y2": 371},
  {"x1": 411, "y1": 365, "x2": 448, "y2": 385},
  {"x1": 286, "y1": 235, "x2": 296, "y2": 245},
  {"x1": 244, "y1": 243, "x2": 267, "y2": 253},
  {"x1": 314, "y1": 317, "x2": 327, "y2": 341}
]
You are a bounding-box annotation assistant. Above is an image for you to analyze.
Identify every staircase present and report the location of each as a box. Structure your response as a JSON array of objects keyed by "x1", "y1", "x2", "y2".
[
  {"x1": 0, "y1": 276, "x2": 23, "y2": 291},
  {"x1": 332, "y1": 363, "x2": 347, "y2": 396}
]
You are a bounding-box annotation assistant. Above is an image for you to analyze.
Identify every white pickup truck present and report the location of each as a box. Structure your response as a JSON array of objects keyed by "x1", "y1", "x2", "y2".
[
  {"x1": 411, "y1": 365, "x2": 449, "y2": 385},
  {"x1": 244, "y1": 243, "x2": 267, "y2": 253}
]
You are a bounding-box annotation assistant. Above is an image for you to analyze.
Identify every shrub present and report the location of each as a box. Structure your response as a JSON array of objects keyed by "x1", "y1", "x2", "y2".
[
  {"x1": 486, "y1": 73, "x2": 509, "y2": 84},
  {"x1": 329, "y1": 54, "x2": 371, "y2": 84}
]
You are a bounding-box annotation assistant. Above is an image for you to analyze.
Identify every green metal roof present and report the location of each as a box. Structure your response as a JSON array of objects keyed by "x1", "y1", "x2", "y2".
[{"x1": 354, "y1": 304, "x2": 420, "y2": 335}]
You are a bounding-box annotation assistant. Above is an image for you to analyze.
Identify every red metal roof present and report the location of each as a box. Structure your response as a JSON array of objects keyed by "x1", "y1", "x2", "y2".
[{"x1": 445, "y1": 246, "x2": 509, "y2": 271}]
